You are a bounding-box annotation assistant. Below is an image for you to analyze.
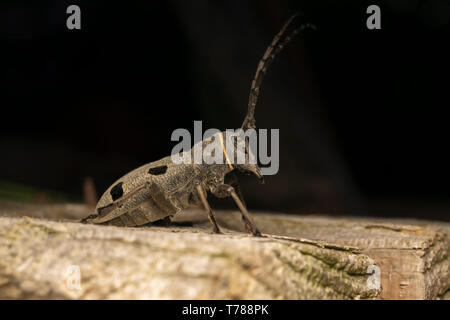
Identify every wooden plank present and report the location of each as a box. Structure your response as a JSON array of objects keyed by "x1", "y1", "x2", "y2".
[
  {"x1": 0, "y1": 202, "x2": 448, "y2": 299},
  {"x1": 210, "y1": 211, "x2": 449, "y2": 299}
]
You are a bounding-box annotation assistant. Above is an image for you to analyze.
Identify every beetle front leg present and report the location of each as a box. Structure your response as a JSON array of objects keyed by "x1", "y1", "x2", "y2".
[
  {"x1": 213, "y1": 184, "x2": 261, "y2": 237},
  {"x1": 196, "y1": 185, "x2": 222, "y2": 234},
  {"x1": 225, "y1": 172, "x2": 247, "y2": 207}
]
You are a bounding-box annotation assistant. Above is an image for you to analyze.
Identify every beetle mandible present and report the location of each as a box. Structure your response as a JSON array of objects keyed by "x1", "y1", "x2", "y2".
[{"x1": 82, "y1": 13, "x2": 314, "y2": 236}]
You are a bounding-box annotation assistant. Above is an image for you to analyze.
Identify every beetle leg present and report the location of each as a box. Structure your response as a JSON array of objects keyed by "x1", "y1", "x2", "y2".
[
  {"x1": 225, "y1": 174, "x2": 254, "y2": 231},
  {"x1": 196, "y1": 185, "x2": 221, "y2": 234},
  {"x1": 225, "y1": 172, "x2": 246, "y2": 207},
  {"x1": 213, "y1": 184, "x2": 261, "y2": 237},
  {"x1": 229, "y1": 190, "x2": 262, "y2": 237}
]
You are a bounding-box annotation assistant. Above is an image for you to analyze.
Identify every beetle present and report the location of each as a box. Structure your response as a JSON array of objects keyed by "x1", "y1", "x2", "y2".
[{"x1": 82, "y1": 13, "x2": 314, "y2": 236}]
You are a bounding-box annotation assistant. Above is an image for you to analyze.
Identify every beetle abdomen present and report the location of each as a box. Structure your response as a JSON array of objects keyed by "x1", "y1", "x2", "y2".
[
  {"x1": 100, "y1": 197, "x2": 174, "y2": 227},
  {"x1": 90, "y1": 179, "x2": 182, "y2": 226},
  {"x1": 86, "y1": 157, "x2": 197, "y2": 227}
]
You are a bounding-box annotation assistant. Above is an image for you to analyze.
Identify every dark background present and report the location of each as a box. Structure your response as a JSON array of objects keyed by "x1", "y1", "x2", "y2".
[{"x1": 1, "y1": 0, "x2": 449, "y2": 221}]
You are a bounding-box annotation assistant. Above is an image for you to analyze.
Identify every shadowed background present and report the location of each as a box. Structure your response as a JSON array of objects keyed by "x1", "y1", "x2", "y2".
[{"x1": 1, "y1": 0, "x2": 449, "y2": 220}]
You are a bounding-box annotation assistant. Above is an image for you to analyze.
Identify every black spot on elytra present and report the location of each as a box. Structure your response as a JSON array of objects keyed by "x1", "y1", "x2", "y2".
[
  {"x1": 148, "y1": 165, "x2": 167, "y2": 175},
  {"x1": 110, "y1": 182, "x2": 124, "y2": 201}
]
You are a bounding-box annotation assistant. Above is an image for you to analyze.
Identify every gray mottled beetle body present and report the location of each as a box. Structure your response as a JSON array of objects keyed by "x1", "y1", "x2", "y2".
[
  {"x1": 85, "y1": 133, "x2": 262, "y2": 233},
  {"x1": 82, "y1": 13, "x2": 313, "y2": 236}
]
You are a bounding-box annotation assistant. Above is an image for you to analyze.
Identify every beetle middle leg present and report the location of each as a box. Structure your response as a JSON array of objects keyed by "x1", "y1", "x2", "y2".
[{"x1": 196, "y1": 185, "x2": 222, "y2": 234}]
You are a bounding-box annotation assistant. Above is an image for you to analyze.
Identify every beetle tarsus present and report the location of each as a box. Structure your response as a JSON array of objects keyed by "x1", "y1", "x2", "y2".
[
  {"x1": 212, "y1": 225, "x2": 222, "y2": 234},
  {"x1": 80, "y1": 214, "x2": 98, "y2": 224}
]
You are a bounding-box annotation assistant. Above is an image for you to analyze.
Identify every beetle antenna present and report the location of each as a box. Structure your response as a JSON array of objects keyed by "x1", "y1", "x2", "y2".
[{"x1": 242, "y1": 12, "x2": 315, "y2": 130}]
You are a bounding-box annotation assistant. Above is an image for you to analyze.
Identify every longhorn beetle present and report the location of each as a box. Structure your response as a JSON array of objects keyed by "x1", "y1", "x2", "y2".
[{"x1": 82, "y1": 13, "x2": 314, "y2": 236}]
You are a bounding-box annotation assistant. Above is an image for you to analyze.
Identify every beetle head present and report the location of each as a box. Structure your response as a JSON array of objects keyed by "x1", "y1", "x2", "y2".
[{"x1": 222, "y1": 130, "x2": 264, "y2": 184}]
